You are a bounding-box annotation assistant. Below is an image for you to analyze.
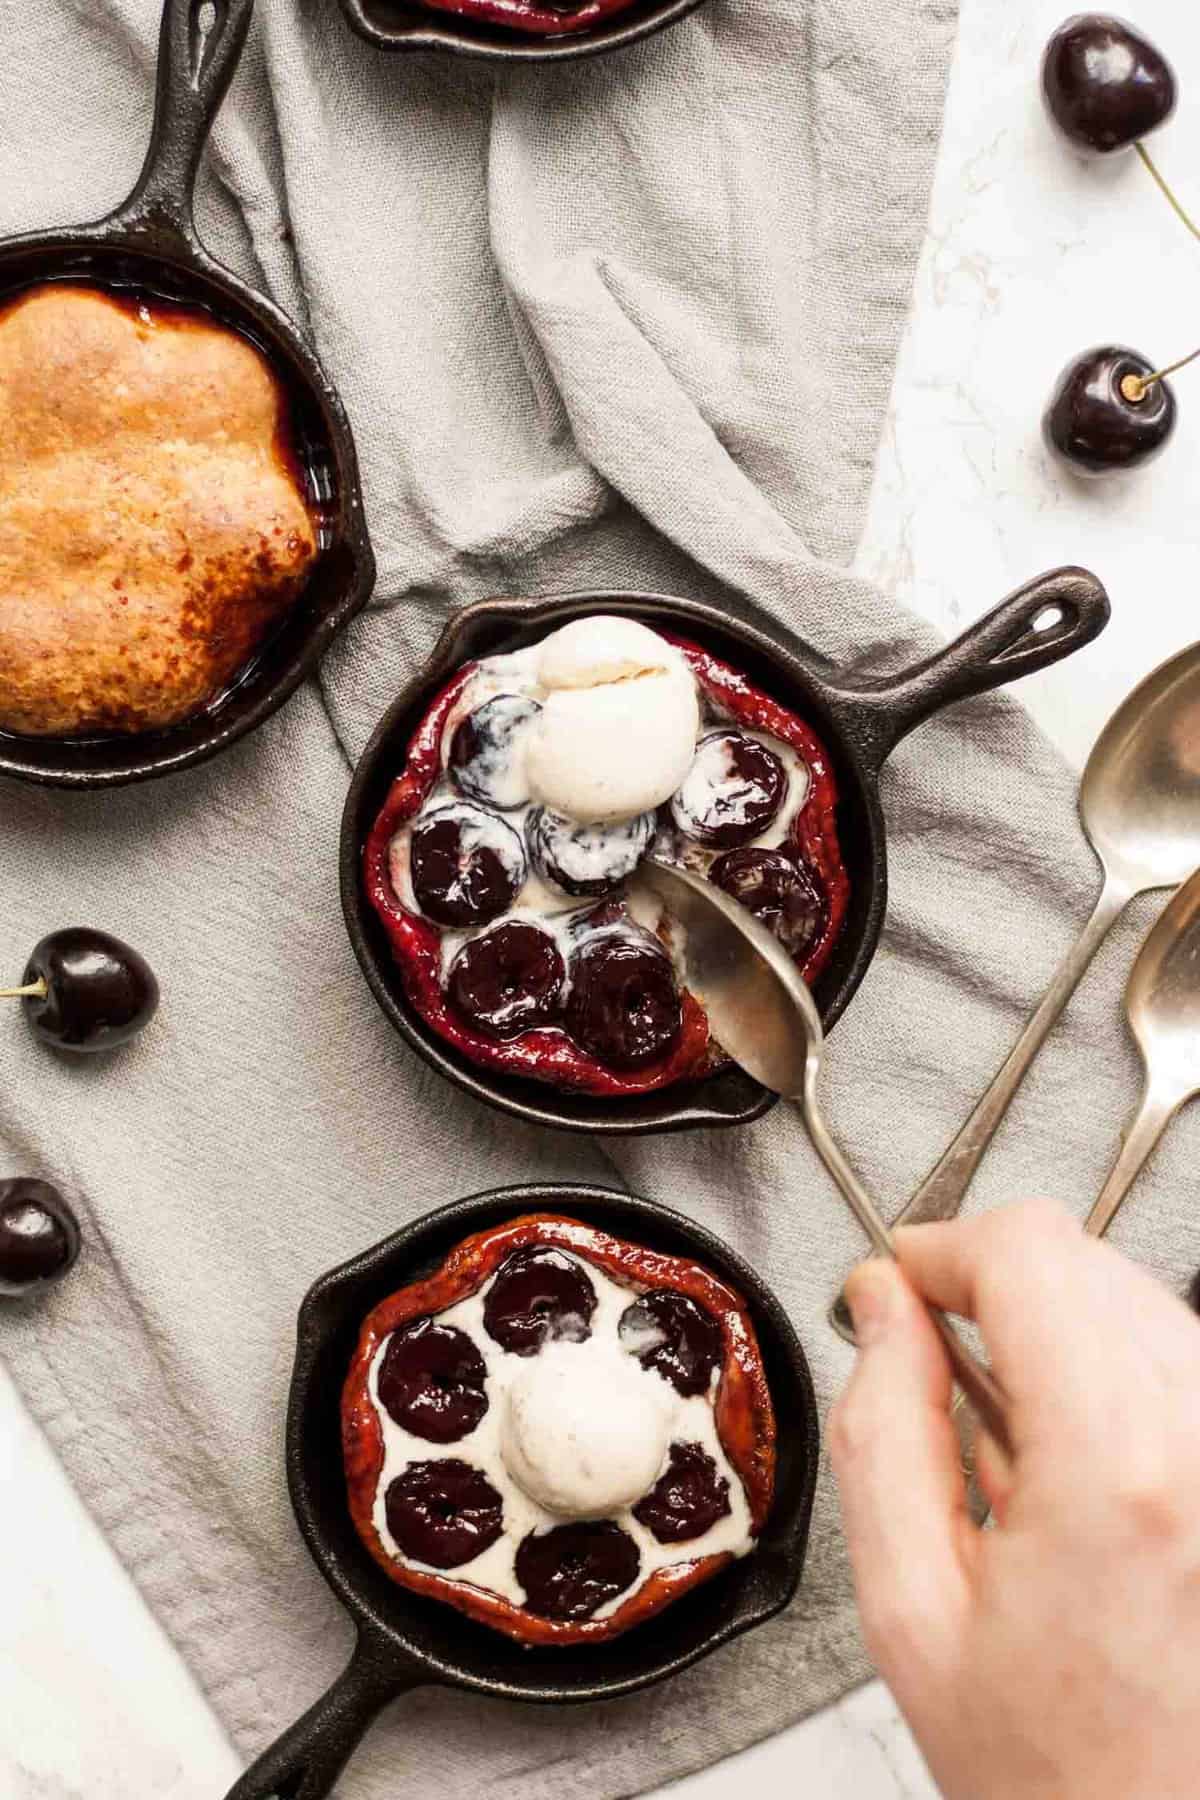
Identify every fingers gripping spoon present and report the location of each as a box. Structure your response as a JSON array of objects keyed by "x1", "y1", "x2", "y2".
[
  {"x1": 831, "y1": 640, "x2": 1200, "y2": 1340},
  {"x1": 641, "y1": 859, "x2": 1014, "y2": 1458}
]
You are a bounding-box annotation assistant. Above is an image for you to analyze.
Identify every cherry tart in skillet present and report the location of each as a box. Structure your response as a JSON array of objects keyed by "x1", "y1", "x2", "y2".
[
  {"x1": 363, "y1": 615, "x2": 850, "y2": 1097},
  {"x1": 341, "y1": 1214, "x2": 776, "y2": 1645}
]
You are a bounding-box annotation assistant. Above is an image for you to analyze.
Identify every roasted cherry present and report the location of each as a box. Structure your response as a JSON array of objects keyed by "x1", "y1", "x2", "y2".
[
  {"x1": 670, "y1": 731, "x2": 786, "y2": 849},
  {"x1": 483, "y1": 1247, "x2": 596, "y2": 1355},
  {"x1": 0, "y1": 1178, "x2": 81, "y2": 1297},
  {"x1": 408, "y1": 803, "x2": 526, "y2": 928},
  {"x1": 565, "y1": 931, "x2": 682, "y2": 1070},
  {"x1": 8, "y1": 928, "x2": 158, "y2": 1054},
  {"x1": 1041, "y1": 14, "x2": 1175, "y2": 155},
  {"x1": 633, "y1": 1441, "x2": 731, "y2": 1544},
  {"x1": 377, "y1": 1318, "x2": 489, "y2": 1443},
  {"x1": 526, "y1": 807, "x2": 654, "y2": 899},
  {"x1": 448, "y1": 695, "x2": 541, "y2": 811},
  {"x1": 447, "y1": 922, "x2": 565, "y2": 1040},
  {"x1": 710, "y1": 847, "x2": 825, "y2": 958},
  {"x1": 1044, "y1": 345, "x2": 1175, "y2": 475},
  {"x1": 515, "y1": 1519, "x2": 640, "y2": 1621},
  {"x1": 619, "y1": 1289, "x2": 722, "y2": 1397},
  {"x1": 384, "y1": 1459, "x2": 504, "y2": 1569}
]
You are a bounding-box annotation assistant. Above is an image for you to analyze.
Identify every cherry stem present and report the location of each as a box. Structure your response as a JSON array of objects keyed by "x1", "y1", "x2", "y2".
[
  {"x1": 1136, "y1": 142, "x2": 1200, "y2": 246},
  {"x1": 0, "y1": 980, "x2": 47, "y2": 1000},
  {"x1": 1120, "y1": 346, "x2": 1200, "y2": 404}
]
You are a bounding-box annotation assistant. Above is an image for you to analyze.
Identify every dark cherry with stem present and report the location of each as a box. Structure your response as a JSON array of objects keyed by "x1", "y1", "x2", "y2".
[
  {"x1": 1043, "y1": 344, "x2": 1190, "y2": 475},
  {"x1": 2, "y1": 927, "x2": 159, "y2": 1053},
  {"x1": 0, "y1": 1179, "x2": 81, "y2": 1297}
]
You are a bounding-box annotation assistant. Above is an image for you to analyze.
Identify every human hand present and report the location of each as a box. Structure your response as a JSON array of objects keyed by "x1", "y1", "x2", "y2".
[{"x1": 829, "y1": 1199, "x2": 1200, "y2": 1800}]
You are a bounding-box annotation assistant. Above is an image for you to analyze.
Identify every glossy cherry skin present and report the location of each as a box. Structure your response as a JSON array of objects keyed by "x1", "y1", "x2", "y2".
[
  {"x1": 408, "y1": 804, "x2": 526, "y2": 928},
  {"x1": 710, "y1": 847, "x2": 825, "y2": 958},
  {"x1": 515, "y1": 1519, "x2": 640, "y2": 1621},
  {"x1": 21, "y1": 928, "x2": 158, "y2": 1054},
  {"x1": 633, "y1": 1441, "x2": 731, "y2": 1543},
  {"x1": 526, "y1": 807, "x2": 654, "y2": 899},
  {"x1": 619, "y1": 1289, "x2": 722, "y2": 1397},
  {"x1": 670, "y1": 731, "x2": 786, "y2": 849},
  {"x1": 385, "y1": 1459, "x2": 504, "y2": 1568},
  {"x1": 1041, "y1": 14, "x2": 1176, "y2": 155},
  {"x1": 448, "y1": 695, "x2": 541, "y2": 811},
  {"x1": 565, "y1": 931, "x2": 683, "y2": 1070},
  {"x1": 0, "y1": 1178, "x2": 81, "y2": 1297},
  {"x1": 1044, "y1": 346, "x2": 1175, "y2": 475},
  {"x1": 447, "y1": 922, "x2": 565, "y2": 1040},
  {"x1": 483, "y1": 1246, "x2": 596, "y2": 1355},
  {"x1": 377, "y1": 1318, "x2": 489, "y2": 1442}
]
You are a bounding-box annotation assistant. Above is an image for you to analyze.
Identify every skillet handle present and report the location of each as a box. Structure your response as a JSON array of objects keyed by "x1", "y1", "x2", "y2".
[
  {"x1": 223, "y1": 1630, "x2": 420, "y2": 1800},
  {"x1": 828, "y1": 566, "x2": 1110, "y2": 773},
  {"x1": 105, "y1": 0, "x2": 255, "y2": 246}
]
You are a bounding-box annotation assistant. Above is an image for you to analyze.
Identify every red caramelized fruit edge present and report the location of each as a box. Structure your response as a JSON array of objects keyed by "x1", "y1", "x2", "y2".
[
  {"x1": 341, "y1": 1213, "x2": 777, "y2": 1647},
  {"x1": 411, "y1": 0, "x2": 643, "y2": 39},
  {"x1": 362, "y1": 637, "x2": 851, "y2": 1099}
]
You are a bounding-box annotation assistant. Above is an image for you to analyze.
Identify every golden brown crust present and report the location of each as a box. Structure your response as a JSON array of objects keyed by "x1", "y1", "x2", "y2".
[
  {"x1": 342, "y1": 1212, "x2": 777, "y2": 1646},
  {"x1": 0, "y1": 284, "x2": 319, "y2": 737}
]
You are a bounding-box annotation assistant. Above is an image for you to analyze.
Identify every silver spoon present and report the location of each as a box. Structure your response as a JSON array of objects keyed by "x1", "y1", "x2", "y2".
[
  {"x1": 1086, "y1": 864, "x2": 1200, "y2": 1238},
  {"x1": 831, "y1": 640, "x2": 1200, "y2": 1341},
  {"x1": 642, "y1": 858, "x2": 1014, "y2": 1457}
]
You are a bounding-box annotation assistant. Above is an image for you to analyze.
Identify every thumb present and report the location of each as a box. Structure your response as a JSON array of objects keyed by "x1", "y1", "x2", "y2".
[{"x1": 829, "y1": 1257, "x2": 973, "y2": 1686}]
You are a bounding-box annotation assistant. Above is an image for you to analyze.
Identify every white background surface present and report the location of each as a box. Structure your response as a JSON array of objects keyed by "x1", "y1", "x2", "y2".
[{"x1": 4, "y1": 0, "x2": 1199, "y2": 1793}]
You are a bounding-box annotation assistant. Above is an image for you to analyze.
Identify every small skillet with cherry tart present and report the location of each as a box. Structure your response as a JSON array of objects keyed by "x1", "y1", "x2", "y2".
[
  {"x1": 336, "y1": 0, "x2": 704, "y2": 65},
  {"x1": 341, "y1": 576, "x2": 1109, "y2": 1134},
  {"x1": 0, "y1": 0, "x2": 373, "y2": 787},
  {"x1": 224, "y1": 1184, "x2": 818, "y2": 1800}
]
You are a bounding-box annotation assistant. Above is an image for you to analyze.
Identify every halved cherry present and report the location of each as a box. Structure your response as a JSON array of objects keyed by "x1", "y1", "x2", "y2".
[
  {"x1": 633, "y1": 1441, "x2": 731, "y2": 1543},
  {"x1": 377, "y1": 1318, "x2": 489, "y2": 1443},
  {"x1": 619, "y1": 1289, "x2": 722, "y2": 1397},
  {"x1": 565, "y1": 931, "x2": 682, "y2": 1070},
  {"x1": 409, "y1": 803, "x2": 526, "y2": 928},
  {"x1": 516, "y1": 1519, "x2": 640, "y2": 1621},
  {"x1": 384, "y1": 1458, "x2": 504, "y2": 1568},
  {"x1": 526, "y1": 807, "x2": 655, "y2": 899},
  {"x1": 710, "y1": 846, "x2": 826, "y2": 958},
  {"x1": 448, "y1": 695, "x2": 541, "y2": 811},
  {"x1": 483, "y1": 1246, "x2": 596, "y2": 1355},
  {"x1": 447, "y1": 922, "x2": 565, "y2": 1040},
  {"x1": 670, "y1": 731, "x2": 786, "y2": 848}
]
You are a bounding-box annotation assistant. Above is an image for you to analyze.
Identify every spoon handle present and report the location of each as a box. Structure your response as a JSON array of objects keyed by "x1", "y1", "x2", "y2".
[
  {"x1": 800, "y1": 1093, "x2": 1014, "y2": 1459},
  {"x1": 1085, "y1": 1082, "x2": 1180, "y2": 1237}
]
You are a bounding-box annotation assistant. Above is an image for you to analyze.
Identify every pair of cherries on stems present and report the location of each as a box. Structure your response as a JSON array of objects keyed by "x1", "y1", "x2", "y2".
[
  {"x1": 0, "y1": 927, "x2": 157, "y2": 1298},
  {"x1": 1042, "y1": 13, "x2": 1197, "y2": 475}
]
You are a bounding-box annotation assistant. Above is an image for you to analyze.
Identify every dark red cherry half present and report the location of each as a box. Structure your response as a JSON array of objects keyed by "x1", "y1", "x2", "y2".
[
  {"x1": 447, "y1": 922, "x2": 565, "y2": 1040},
  {"x1": 385, "y1": 1459, "x2": 504, "y2": 1569},
  {"x1": 619, "y1": 1289, "x2": 722, "y2": 1397},
  {"x1": 409, "y1": 804, "x2": 526, "y2": 928},
  {"x1": 483, "y1": 1246, "x2": 597, "y2": 1355},
  {"x1": 565, "y1": 931, "x2": 682, "y2": 1070},
  {"x1": 1041, "y1": 14, "x2": 1176, "y2": 156},
  {"x1": 670, "y1": 730, "x2": 786, "y2": 849},
  {"x1": 633, "y1": 1441, "x2": 731, "y2": 1544},
  {"x1": 377, "y1": 1318, "x2": 489, "y2": 1442},
  {"x1": 516, "y1": 1519, "x2": 640, "y2": 1621},
  {"x1": 1043, "y1": 346, "x2": 1175, "y2": 476},
  {"x1": 448, "y1": 695, "x2": 541, "y2": 811},
  {"x1": 710, "y1": 846, "x2": 826, "y2": 958},
  {"x1": 526, "y1": 807, "x2": 655, "y2": 899}
]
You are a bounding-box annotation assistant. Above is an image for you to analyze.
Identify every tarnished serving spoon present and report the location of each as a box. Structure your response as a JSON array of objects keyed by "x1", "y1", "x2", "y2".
[
  {"x1": 642, "y1": 858, "x2": 1014, "y2": 1456},
  {"x1": 1086, "y1": 864, "x2": 1200, "y2": 1238},
  {"x1": 831, "y1": 640, "x2": 1200, "y2": 1341}
]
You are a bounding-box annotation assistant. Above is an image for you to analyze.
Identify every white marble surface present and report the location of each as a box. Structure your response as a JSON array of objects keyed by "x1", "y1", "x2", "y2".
[{"x1": 5, "y1": 0, "x2": 1200, "y2": 1794}]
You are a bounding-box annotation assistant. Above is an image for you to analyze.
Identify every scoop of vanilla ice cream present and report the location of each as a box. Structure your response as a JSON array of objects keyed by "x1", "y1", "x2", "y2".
[
  {"x1": 502, "y1": 1338, "x2": 674, "y2": 1517},
  {"x1": 525, "y1": 617, "x2": 700, "y2": 824}
]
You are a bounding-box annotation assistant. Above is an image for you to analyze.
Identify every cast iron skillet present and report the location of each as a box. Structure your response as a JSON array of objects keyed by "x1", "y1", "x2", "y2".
[
  {"x1": 341, "y1": 569, "x2": 1109, "y2": 1134},
  {"x1": 337, "y1": 0, "x2": 704, "y2": 63},
  {"x1": 225, "y1": 1183, "x2": 819, "y2": 1799},
  {"x1": 0, "y1": 0, "x2": 374, "y2": 788}
]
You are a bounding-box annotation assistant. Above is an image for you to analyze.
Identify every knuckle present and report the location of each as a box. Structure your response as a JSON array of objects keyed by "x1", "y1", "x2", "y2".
[{"x1": 827, "y1": 1387, "x2": 876, "y2": 1473}]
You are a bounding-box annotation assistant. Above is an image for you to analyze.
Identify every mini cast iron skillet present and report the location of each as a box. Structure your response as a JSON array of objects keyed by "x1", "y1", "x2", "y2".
[
  {"x1": 337, "y1": 0, "x2": 704, "y2": 64},
  {"x1": 225, "y1": 1183, "x2": 819, "y2": 1800},
  {"x1": 0, "y1": 0, "x2": 374, "y2": 788},
  {"x1": 341, "y1": 571, "x2": 1109, "y2": 1134}
]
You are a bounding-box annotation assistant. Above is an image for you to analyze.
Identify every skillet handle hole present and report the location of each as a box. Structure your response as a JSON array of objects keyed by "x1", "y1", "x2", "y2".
[{"x1": 189, "y1": 0, "x2": 227, "y2": 86}]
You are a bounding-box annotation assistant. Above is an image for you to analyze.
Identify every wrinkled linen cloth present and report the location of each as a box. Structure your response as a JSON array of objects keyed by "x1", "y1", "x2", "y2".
[{"x1": 7, "y1": 2, "x2": 1197, "y2": 1795}]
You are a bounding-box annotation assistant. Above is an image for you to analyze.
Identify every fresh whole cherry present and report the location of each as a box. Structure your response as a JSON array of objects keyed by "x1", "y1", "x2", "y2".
[
  {"x1": 0, "y1": 1178, "x2": 81, "y2": 1297},
  {"x1": 4, "y1": 928, "x2": 159, "y2": 1053},
  {"x1": 1041, "y1": 14, "x2": 1176, "y2": 155},
  {"x1": 1044, "y1": 345, "x2": 1177, "y2": 475}
]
